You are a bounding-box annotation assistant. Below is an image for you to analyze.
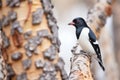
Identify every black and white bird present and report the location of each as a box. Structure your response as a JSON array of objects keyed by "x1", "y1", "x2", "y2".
[{"x1": 68, "y1": 17, "x2": 105, "y2": 71}]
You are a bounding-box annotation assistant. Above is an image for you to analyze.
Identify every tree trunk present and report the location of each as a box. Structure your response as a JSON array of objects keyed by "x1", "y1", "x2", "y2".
[
  {"x1": 87, "y1": 0, "x2": 119, "y2": 80},
  {"x1": 0, "y1": 0, "x2": 68, "y2": 80}
]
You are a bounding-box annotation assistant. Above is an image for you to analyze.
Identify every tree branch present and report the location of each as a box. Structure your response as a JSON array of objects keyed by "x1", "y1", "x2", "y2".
[{"x1": 69, "y1": 45, "x2": 93, "y2": 80}]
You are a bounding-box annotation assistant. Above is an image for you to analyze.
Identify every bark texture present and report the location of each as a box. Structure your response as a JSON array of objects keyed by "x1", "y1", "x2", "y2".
[
  {"x1": 69, "y1": 45, "x2": 93, "y2": 80},
  {"x1": 0, "y1": 31, "x2": 7, "y2": 80},
  {"x1": 0, "y1": 0, "x2": 68, "y2": 80}
]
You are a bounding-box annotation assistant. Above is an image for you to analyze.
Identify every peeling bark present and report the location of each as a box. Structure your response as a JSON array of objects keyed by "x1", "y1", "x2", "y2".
[{"x1": 1, "y1": 0, "x2": 67, "y2": 80}]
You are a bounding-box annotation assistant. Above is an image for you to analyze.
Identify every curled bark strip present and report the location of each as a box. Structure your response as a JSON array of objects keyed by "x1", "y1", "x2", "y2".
[
  {"x1": 24, "y1": 1, "x2": 32, "y2": 23},
  {"x1": 1, "y1": 48, "x2": 8, "y2": 62},
  {"x1": 12, "y1": 30, "x2": 23, "y2": 47}
]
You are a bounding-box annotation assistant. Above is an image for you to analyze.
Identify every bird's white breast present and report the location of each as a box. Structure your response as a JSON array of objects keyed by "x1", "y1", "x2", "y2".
[{"x1": 78, "y1": 28, "x2": 95, "y2": 54}]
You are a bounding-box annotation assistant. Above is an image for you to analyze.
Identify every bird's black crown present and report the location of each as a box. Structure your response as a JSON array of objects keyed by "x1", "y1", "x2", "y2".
[{"x1": 73, "y1": 17, "x2": 88, "y2": 28}]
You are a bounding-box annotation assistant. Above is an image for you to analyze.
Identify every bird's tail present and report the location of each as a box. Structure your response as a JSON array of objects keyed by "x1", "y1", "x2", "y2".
[
  {"x1": 97, "y1": 54, "x2": 105, "y2": 71},
  {"x1": 98, "y1": 61, "x2": 105, "y2": 71}
]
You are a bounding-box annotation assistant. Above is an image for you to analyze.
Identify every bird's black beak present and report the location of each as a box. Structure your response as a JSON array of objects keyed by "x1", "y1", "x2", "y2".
[{"x1": 68, "y1": 22, "x2": 75, "y2": 25}]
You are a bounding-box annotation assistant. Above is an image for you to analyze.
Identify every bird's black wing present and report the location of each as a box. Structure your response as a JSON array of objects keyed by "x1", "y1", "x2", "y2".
[
  {"x1": 89, "y1": 29, "x2": 105, "y2": 71},
  {"x1": 89, "y1": 29, "x2": 96, "y2": 42},
  {"x1": 88, "y1": 29, "x2": 99, "y2": 51}
]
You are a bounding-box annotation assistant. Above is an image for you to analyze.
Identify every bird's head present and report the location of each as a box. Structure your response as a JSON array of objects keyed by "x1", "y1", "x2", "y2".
[{"x1": 68, "y1": 17, "x2": 88, "y2": 28}]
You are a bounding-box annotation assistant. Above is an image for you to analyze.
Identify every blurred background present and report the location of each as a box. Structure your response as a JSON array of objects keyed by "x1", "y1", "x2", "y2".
[{"x1": 52, "y1": 0, "x2": 120, "y2": 80}]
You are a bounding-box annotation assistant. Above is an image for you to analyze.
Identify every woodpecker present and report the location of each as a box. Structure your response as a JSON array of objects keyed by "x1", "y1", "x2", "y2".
[{"x1": 68, "y1": 17, "x2": 105, "y2": 71}]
